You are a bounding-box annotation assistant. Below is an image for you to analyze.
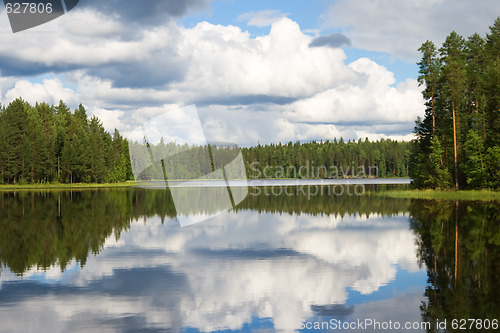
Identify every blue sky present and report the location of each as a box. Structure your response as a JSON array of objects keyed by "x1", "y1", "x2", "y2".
[
  {"x1": 183, "y1": 0, "x2": 419, "y2": 83},
  {"x1": 0, "y1": 0, "x2": 497, "y2": 145}
]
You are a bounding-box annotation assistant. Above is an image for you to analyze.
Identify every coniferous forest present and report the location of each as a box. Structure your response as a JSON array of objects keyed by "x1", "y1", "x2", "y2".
[
  {"x1": 0, "y1": 98, "x2": 133, "y2": 184},
  {"x1": 0, "y1": 96, "x2": 412, "y2": 184},
  {"x1": 241, "y1": 139, "x2": 411, "y2": 179},
  {"x1": 0, "y1": 98, "x2": 414, "y2": 184},
  {"x1": 411, "y1": 17, "x2": 500, "y2": 189}
]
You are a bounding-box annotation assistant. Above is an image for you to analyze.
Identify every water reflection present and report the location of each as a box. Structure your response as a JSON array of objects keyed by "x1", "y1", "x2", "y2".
[
  {"x1": 409, "y1": 200, "x2": 500, "y2": 332},
  {"x1": 0, "y1": 187, "x2": 497, "y2": 332},
  {"x1": 0, "y1": 187, "x2": 409, "y2": 275}
]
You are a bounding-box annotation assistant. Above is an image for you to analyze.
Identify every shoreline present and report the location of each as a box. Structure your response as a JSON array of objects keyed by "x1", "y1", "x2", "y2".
[
  {"x1": 0, "y1": 178, "x2": 409, "y2": 191},
  {"x1": 378, "y1": 189, "x2": 500, "y2": 201},
  {"x1": 1, "y1": 180, "x2": 498, "y2": 201},
  {"x1": 0, "y1": 182, "x2": 138, "y2": 191}
]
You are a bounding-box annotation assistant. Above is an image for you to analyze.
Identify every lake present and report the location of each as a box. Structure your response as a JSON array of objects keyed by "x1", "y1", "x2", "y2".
[{"x1": 0, "y1": 181, "x2": 498, "y2": 332}]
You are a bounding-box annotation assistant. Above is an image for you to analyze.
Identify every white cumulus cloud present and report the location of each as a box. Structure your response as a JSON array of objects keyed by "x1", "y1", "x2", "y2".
[{"x1": 0, "y1": 11, "x2": 425, "y2": 144}]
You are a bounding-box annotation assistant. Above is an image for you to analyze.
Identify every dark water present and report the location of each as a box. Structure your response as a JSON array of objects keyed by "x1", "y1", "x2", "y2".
[{"x1": 0, "y1": 185, "x2": 498, "y2": 332}]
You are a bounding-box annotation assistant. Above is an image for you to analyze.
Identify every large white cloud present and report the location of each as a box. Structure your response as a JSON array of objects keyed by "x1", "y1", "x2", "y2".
[
  {"x1": 4, "y1": 78, "x2": 78, "y2": 106},
  {"x1": 286, "y1": 59, "x2": 423, "y2": 126},
  {"x1": 172, "y1": 18, "x2": 358, "y2": 101},
  {"x1": 323, "y1": 0, "x2": 500, "y2": 61},
  {"x1": 0, "y1": 8, "x2": 424, "y2": 144}
]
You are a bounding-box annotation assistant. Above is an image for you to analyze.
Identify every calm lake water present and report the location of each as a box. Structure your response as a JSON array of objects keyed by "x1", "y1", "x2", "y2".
[{"x1": 0, "y1": 182, "x2": 498, "y2": 332}]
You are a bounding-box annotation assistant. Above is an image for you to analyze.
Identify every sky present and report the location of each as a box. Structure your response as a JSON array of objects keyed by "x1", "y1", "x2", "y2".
[{"x1": 0, "y1": 0, "x2": 498, "y2": 146}]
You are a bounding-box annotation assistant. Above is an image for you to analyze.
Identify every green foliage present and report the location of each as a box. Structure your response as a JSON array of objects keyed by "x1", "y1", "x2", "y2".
[
  {"x1": 412, "y1": 17, "x2": 500, "y2": 189},
  {"x1": 426, "y1": 136, "x2": 452, "y2": 189},
  {"x1": 241, "y1": 139, "x2": 410, "y2": 179},
  {"x1": 379, "y1": 189, "x2": 500, "y2": 201},
  {"x1": 463, "y1": 130, "x2": 488, "y2": 188},
  {"x1": 0, "y1": 99, "x2": 132, "y2": 184},
  {"x1": 486, "y1": 146, "x2": 500, "y2": 188},
  {"x1": 129, "y1": 138, "x2": 411, "y2": 180}
]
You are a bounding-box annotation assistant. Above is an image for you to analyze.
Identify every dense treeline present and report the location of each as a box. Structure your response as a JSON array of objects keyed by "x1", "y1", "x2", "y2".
[
  {"x1": 242, "y1": 139, "x2": 411, "y2": 179},
  {"x1": 1, "y1": 98, "x2": 412, "y2": 183},
  {"x1": 131, "y1": 138, "x2": 412, "y2": 180},
  {"x1": 129, "y1": 140, "x2": 244, "y2": 180},
  {"x1": 0, "y1": 98, "x2": 133, "y2": 184},
  {"x1": 411, "y1": 17, "x2": 500, "y2": 189}
]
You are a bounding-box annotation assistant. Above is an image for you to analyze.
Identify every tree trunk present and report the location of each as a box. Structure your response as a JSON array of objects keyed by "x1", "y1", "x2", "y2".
[
  {"x1": 452, "y1": 100, "x2": 459, "y2": 189},
  {"x1": 432, "y1": 88, "x2": 436, "y2": 135},
  {"x1": 454, "y1": 200, "x2": 459, "y2": 288},
  {"x1": 443, "y1": 134, "x2": 448, "y2": 167},
  {"x1": 476, "y1": 97, "x2": 479, "y2": 130},
  {"x1": 433, "y1": 254, "x2": 437, "y2": 291}
]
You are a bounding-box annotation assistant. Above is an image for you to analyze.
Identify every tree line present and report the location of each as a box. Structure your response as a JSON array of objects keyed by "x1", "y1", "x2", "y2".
[
  {"x1": 411, "y1": 17, "x2": 500, "y2": 189},
  {"x1": 0, "y1": 98, "x2": 133, "y2": 184},
  {"x1": 0, "y1": 97, "x2": 413, "y2": 184},
  {"x1": 242, "y1": 139, "x2": 411, "y2": 179},
  {"x1": 130, "y1": 138, "x2": 412, "y2": 181}
]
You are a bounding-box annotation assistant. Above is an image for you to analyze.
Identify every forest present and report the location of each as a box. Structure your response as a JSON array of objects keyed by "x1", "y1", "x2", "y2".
[
  {"x1": 0, "y1": 98, "x2": 412, "y2": 184},
  {"x1": 130, "y1": 138, "x2": 412, "y2": 181},
  {"x1": 241, "y1": 139, "x2": 411, "y2": 179},
  {"x1": 0, "y1": 98, "x2": 133, "y2": 184},
  {"x1": 411, "y1": 17, "x2": 500, "y2": 189}
]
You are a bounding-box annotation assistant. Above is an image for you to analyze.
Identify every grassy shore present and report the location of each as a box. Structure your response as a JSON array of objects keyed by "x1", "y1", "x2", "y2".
[
  {"x1": 0, "y1": 181, "x2": 138, "y2": 191},
  {"x1": 378, "y1": 189, "x2": 500, "y2": 201},
  {"x1": 2, "y1": 182, "x2": 499, "y2": 201}
]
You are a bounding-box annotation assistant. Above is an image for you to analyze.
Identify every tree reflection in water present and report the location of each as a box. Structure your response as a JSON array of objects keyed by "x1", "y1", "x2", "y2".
[
  {"x1": 0, "y1": 186, "x2": 410, "y2": 275},
  {"x1": 410, "y1": 200, "x2": 500, "y2": 332}
]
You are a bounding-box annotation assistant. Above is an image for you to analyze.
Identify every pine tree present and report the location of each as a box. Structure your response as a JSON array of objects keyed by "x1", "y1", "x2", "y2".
[
  {"x1": 2, "y1": 98, "x2": 28, "y2": 183},
  {"x1": 26, "y1": 105, "x2": 46, "y2": 182},
  {"x1": 54, "y1": 100, "x2": 71, "y2": 181},
  {"x1": 0, "y1": 106, "x2": 4, "y2": 183},
  {"x1": 0, "y1": 99, "x2": 131, "y2": 184},
  {"x1": 440, "y1": 31, "x2": 466, "y2": 189},
  {"x1": 484, "y1": 18, "x2": 500, "y2": 147},
  {"x1": 462, "y1": 130, "x2": 487, "y2": 188},
  {"x1": 418, "y1": 40, "x2": 440, "y2": 135},
  {"x1": 411, "y1": 17, "x2": 500, "y2": 190},
  {"x1": 465, "y1": 33, "x2": 486, "y2": 133},
  {"x1": 88, "y1": 116, "x2": 108, "y2": 183},
  {"x1": 425, "y1": 136, "x2": 452, "y2": 189}
]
